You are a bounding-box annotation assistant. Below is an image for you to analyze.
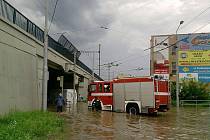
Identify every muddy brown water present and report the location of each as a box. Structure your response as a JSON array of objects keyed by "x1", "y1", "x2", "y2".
[{"x1": 62, "y1": 102, "x2": 210, "y2": 140}]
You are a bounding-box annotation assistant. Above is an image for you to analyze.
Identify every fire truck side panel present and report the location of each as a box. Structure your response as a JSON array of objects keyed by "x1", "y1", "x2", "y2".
[
  {"x1": 113, "y1": 83, "x2": 125, "y2": 112},
  {"x1": 124, "y1": 82, "x2": 141, "y2": 101},
  {"x1": 140, "y1": 82, "x2": 155, "y2": 112},
  {"x1": 113, "y1": 81, "x2": 155, "y2": 114},
  {"x1": 154, "y1": 80, "x2": 170, "y2": 111}
]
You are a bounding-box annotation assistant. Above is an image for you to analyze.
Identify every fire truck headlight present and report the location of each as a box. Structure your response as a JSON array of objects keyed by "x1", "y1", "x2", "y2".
[
  {"x1": 88, "y1": 101, "x2": 91, "y2": 106},
  {"x1": 156, "y1": 100, "x2": 160, "y2": 103}
]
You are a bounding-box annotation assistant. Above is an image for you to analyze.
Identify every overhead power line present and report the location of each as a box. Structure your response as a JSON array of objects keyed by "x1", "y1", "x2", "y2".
[
  {"x1": 146, "y1": 5, "x2": 210, "y2": 53},
  {"x1": 144, "y1": 36, "x2": 170, "y2": 51},
  {"x1": 100, "y1": 26, "x2": 148, "y2": 47},
  {"x1": 192, "y1": 22, "x2": 210, "y2": 33},
  {"x1": 48, "y1": 0, "x2": 59, "y2": 33},
  {"x1": 154, "y1": 21, "x2": 210, "y2": 53},
  {"x1": 180, "y1": 6, "x2": 210, "y2": 31}
]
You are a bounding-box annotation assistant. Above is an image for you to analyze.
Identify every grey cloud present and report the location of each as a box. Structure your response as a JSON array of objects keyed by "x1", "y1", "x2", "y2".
[{"x1": 6, "y1": 0, "x2": 210, "y2": 80}]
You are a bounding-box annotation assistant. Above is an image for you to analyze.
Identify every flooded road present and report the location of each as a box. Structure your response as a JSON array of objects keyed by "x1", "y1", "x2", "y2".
[{"x1": 63, "y1": 103, "x2": 210, "y2": 140}]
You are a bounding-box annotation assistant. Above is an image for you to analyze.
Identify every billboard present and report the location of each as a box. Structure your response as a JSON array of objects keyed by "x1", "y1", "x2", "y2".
[
  {"x1": 178, "y1": 50, "x2": 210, "y2": 66},
  {"x1": 179, "y1": 66, "x2": 210, "y2": 73},
  {"x1": 178, "y1": 33, "x2": 210, "y2": 51},
  {"x1": 153, "y1": 36, "x2": 169, "y2": 77},
  {"x1": 179, "y1": 66, "x2": 210, "y2": 82},
  {"x1": 178, "y1": 33, "x2": 210, "y2": 83},
  {"x1": 179, "y1": 73, "x2": 198, "y2": 81}
]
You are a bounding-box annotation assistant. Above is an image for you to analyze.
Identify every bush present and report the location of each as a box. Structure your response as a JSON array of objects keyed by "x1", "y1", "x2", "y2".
[
  {"x1": 171, "y1": 80, "x2": 210, "y2": 100},
  {"x1": 0, "y1": 111, "x2": 64, "y2": 140}
]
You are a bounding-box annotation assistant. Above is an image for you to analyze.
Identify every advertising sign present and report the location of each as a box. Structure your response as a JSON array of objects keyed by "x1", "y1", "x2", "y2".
[
  {"x1": 179, "y1": 73, "x2": 198, "y2": 81},
  {"x1": 179, "y1": 66, "x2": 210, "y2": 73},
  {"x1": 154, "y1": 74, "x2": 169, "y2": 80},
  {"x1": 153, "y1": 36, "x2": 169, "y2": 75},
  {"x1": 178, "y1": 50, "x2": 210, "y2": 66},
  {"x1": 178, "y1": 34, "x2": 210, "y2": 51},
  {"x1": 177, "y1": 33, "x2": 210, "y2": 83},
  {"x1": 154, "y1": 68, "x2": 169, "y2": 74},
  {"x1": 198, "y1": 74, "x2": 210, "y2": 83},
  {"x1": 179, "y1": 66, "x2": 210, "y2": 83}
]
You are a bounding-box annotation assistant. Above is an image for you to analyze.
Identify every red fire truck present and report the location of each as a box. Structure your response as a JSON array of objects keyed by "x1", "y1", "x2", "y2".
[{"x1": 88, "y1": 76, "x2": 170, "y2": 114}]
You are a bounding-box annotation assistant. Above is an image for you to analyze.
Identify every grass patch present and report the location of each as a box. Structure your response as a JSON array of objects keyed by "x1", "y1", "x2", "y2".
[{"x1": 0, "y1": 111, "x2": 64, "y2": 140}]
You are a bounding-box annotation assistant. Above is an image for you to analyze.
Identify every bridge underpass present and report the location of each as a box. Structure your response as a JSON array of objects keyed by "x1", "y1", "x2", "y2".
[{"x1": 47, "y1": 60, "x2": 86, "y2": 111}]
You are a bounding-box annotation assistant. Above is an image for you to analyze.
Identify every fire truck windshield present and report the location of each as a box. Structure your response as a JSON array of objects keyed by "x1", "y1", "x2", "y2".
[
  {"x1": 104, "y1": 83, "x2": 110, "y2": 92},
  {"x1": 90, "y1": 84, "x2": 96, "y2": 92}
]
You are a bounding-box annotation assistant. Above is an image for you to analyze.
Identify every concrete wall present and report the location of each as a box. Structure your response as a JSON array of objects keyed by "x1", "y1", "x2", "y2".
[
  {"x1": 0, "y1": 15, "x2": 100, "y2": 115},
  {"x1": 0, "y1": 17, "x2": 44, "y2": 115}
]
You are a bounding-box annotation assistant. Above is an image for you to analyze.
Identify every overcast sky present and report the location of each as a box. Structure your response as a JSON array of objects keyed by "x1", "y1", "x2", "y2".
[{"x1": 7, "y1": 0, "x2": 210, "y2": 80}]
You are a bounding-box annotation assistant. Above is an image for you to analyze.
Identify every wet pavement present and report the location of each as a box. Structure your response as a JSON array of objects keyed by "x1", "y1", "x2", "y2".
[{"x1": 63, "y1": 102, "x2": 210, "y2": 140}]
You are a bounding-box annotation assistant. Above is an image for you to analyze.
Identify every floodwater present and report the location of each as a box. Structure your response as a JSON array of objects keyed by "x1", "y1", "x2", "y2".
[{"x1": 63, "y1": 103, "x2": 210, "y2": 140}]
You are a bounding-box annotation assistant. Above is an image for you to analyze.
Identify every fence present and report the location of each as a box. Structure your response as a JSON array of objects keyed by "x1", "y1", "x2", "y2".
[
  {"x1": 0, "y1": 0, "x2": 44, "y2": 42},
  {"x1": 180, "y1": 100, "x2": 210, "y2": 106}
]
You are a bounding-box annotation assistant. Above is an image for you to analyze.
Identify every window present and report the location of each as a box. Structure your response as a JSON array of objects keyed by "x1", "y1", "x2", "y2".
[
  {"x1": 98, "y1": 83, "x2": 102, "y2": 92},
  {"x1": 104, "y1": 83, "x2": 110, "y2": 92},
  {"x1": 90, "y1": 84, "x2": 96, "y2": 92},
  {"x1": 172, "y1": 62, "x2": 176, "y2": 70},
  {"x1": 172, "y1": 70, "x2": 176, "y2": 75},
  {"x1": 172, "y1": 45, "x2": 177, "y2": 55}
]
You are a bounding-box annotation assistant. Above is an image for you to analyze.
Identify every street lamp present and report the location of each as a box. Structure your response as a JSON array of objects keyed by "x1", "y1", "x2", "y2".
[
  {"x1": 176, "y1": 20, "x2": 184, "y2": 108},
  {"x1": 42, "y1": 0, "x2": 48, "y2": 111}
]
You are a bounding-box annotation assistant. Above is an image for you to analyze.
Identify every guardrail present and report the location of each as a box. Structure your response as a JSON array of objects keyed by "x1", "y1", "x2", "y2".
[
  {"x1": 180, "y1": 100, "x2": 210, "y2": 106},
  {"x1": 0, "y1": 0, "x2": 44, "y2": 42}
]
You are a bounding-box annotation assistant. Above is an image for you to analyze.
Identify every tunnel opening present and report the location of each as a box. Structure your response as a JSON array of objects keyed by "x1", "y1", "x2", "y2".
[{"x1": 47, "y1": 67, "x2": 64, "y2": 111}]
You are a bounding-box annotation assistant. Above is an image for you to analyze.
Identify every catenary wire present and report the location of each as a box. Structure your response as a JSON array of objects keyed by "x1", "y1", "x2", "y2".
[
  {"x1": 180, "y1": 6, "x2": 210, "y2": 31},
  {"x1": 48, "y1": 0, "x2": 59, "y2": 33}
]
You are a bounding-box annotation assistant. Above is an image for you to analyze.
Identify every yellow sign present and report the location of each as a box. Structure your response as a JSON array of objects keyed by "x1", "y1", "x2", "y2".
[
  {"x1": 182, "y1": 67, "x2": 189, "y2": 72},
  {"x1": 178, "y1": 50, "x2": 210, "y2": 66}
]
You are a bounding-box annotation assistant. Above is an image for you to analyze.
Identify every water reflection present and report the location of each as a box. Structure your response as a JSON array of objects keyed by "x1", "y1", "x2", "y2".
[{"x1": 63, "y1": 103, "x2": 210, "y2": 140}]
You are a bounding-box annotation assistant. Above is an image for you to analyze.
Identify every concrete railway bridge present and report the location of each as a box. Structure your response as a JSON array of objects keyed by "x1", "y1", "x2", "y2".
[{"x1": 0, "y1": 0, "x2": 102, "y2": 114}]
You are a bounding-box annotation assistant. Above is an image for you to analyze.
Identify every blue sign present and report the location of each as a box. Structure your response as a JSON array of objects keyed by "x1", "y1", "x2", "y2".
[
  {"x1": 178, "y1": 34, "x2": 210, "y2": 51},
  {"x1": 198, "y1": 74, "x2": 210, "y2": 83},
  {"x1": 179, "y1": 66, "x2": 210, "y2": 83},
  {"x1": 179, "y1": 66, "x2": 210, "y2": 73}
]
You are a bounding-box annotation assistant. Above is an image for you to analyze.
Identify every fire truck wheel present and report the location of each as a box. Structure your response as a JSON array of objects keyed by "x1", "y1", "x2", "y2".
[{"x1": 126, "y1": 103, "x2": 139, "y2": 115}]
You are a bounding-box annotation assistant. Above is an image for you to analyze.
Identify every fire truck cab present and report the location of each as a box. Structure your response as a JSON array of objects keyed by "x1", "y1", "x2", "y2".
[{"x1": 88, "y1": 81, "x2": 113, "y2": 111}]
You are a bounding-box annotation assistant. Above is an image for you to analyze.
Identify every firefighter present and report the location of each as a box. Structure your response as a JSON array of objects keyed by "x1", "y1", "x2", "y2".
[{"x1": 92, "y1": 97, "x2": 102, "y2": 111}]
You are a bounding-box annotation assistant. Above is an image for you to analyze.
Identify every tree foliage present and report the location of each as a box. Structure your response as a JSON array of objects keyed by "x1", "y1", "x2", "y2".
[{"x1": 171, "y1": 80, "x2": 210, "y2": 100}]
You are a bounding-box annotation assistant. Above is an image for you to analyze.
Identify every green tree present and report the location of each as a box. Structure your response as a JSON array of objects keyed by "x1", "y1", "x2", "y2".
[{"x1": 171, "y1": 80, "x2": 210, "y2": 100}]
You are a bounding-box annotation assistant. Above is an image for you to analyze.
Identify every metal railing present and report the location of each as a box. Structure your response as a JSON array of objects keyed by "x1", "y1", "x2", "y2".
[
  {"x1": 180, "y1": 100, "x2": 210, "y2": 106},
  {"x1": 0, "y1": 0, "x2": 44, "y2": 42}
]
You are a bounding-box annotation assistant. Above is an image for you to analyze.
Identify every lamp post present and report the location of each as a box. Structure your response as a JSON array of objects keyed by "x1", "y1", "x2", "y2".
[
  {"x1": 42, "y1": 0, "x2": 48, "y2": 111},
  {"x1": 176, "y1": 20, "x2": 184, "y2": 108}
]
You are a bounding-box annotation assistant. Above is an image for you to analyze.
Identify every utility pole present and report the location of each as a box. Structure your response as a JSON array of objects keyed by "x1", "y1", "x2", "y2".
[
  {"x1": 99, "y1": 44, "x2": 101, "y2": 77},
  {"x1": 101, "y1": 62, "x2": 119, "y2": 80},
  {"x1": 92, "y1": 52, "x2": 95, "y2": 81},
  {"x1": 176, "y1": 20, "x2": 184, "y2": 108},
  {"x1": 108, "y1": 63, "x2": 111, "y2": 80},
  {"x1": 42, "y1": 0, "x2": 48, "y2": 111},
  {"x1": 80, "y1": 50, "x2": 100, "y2": 80},
  {"x1": 73, "y1": 51, "x2": 77, "y2": 103}
]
